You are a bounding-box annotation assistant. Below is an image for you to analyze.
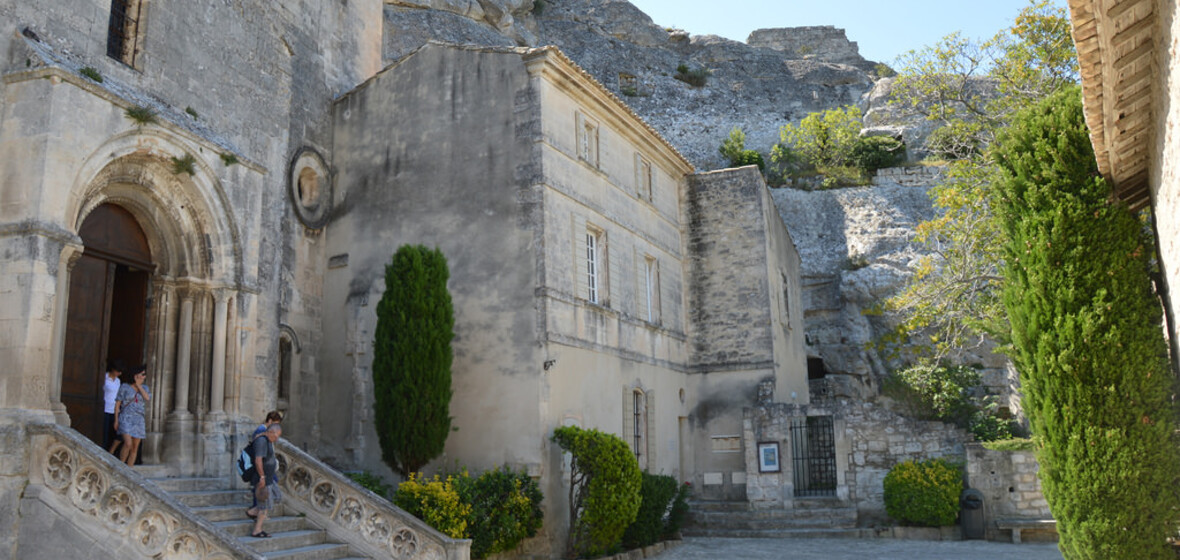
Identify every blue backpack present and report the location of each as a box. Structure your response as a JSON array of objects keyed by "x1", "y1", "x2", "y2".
[{"x1": 236, "y1": 436, "x2": 261, "y2": 482}]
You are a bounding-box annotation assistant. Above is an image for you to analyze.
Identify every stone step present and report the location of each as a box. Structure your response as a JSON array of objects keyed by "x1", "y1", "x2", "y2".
[
  {"x1": 240, "y1": 528, "x2": 327, "y2": 554},
  {"x1": 682, "y1": 527, "x2": 872, "y2": 539},
  {"x1": 215, "y1": 515, "x2": 311, "y2": 537},
  {"x1": 192, "y1": 503, "x2": 288, "y2": 523},
  {"x1": 172, "y1": 488, "x2": 249, "y2": 507},
  {"x1": 148, "y1": 476, "x2": 230, "y2": 493},
  {"x1": 260, "y1": 542, "x2": 357, "y2": 560}
]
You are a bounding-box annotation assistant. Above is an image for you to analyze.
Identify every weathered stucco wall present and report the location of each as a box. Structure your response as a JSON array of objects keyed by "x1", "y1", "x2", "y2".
[
  {"x1": 1149, "y1": 0, "x2": 1180, "y2": 350},
  {"x1": 326, "y1": 44, "x2": 543, "y2": 480}
]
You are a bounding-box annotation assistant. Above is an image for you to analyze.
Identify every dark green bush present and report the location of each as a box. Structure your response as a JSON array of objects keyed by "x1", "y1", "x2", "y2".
[
  {"x1": 674, "y1": 65, "x2": 710, "y2": 87},
  {"x1": 346, "y1": 471, "x2": 393, "y2": 499},
  {"x1": 850, "y1": 135, "x2": 904, "y2": 172},
  {"x1": 552, "y1": 426, "x2": 641, "y2": 558},
  {"x1": 455, "y1": 466, "x2": 544, "y2": 559},
  {"x1": 622, "y1": 473, "x2": 678, "y2": 549},
  {"x1": 373, "y1": 245, "x2": 455, "y2": 477},
  {"x1": 883, "y1": 458, "x2": 962, "y2": 527},
  {"x1": 994, "y1": 86, "x2": 1180, "y2": 559},
  {"x1": 664, "y1": 481, "x2": 691, "y2": 539},
  {"x1": 79, "y1": 66, "x2": 102, "y2": 83}
]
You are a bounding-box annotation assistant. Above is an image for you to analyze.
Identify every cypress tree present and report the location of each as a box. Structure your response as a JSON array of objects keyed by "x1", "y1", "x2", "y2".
[
  {"x1": 992, "y1": 86, "x2": 1180, "y2": 559},
  {"x1": 372, "y1": 245, "x2": 455, "y2": 477}
]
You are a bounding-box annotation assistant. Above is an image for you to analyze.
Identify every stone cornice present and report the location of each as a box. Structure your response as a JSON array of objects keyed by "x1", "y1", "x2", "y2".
[{"x1": 1069, "y1": 0, "x2": 1158, "y2": 210}]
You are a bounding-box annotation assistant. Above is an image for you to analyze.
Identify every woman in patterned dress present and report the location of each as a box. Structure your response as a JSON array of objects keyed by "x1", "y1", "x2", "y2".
[{"x1": 113, "y1": 364, "x2": 150, "y2": 467}]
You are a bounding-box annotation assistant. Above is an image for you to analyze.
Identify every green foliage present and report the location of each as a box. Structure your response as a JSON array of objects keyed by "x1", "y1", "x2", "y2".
[
  {"x1": 883, "y1": 2, "x2": 1080, "y2": 360},
  {"x1": 849, "y1": 135, "x2": 905, "y2": 172},
  {"x1": 775, "y1": 105, "x2": 862, "y2": 169},
  {"x1": 124, "y1": 105, "x2": 158, "y2": 126},
  {"x1": 664, "y1": 481, "x2": 691, "y2": 538},
  {"x1": 79, "y1": 66, "x2": 103, "y2": 83},
  {"x1": 373, "y1": 245, "x2": 455, "y2": 477},
  {"x1": 184, "y1": 106, "x2": 199, "y2": 119},
  {"x1": 393, "y1": 473, "x2": 471, "y2": 539},
  {"x1": 981, "y1": 437, "x2": 1035, "y2": 452},
  {"x1": 622, "y1": 473, "x2": 678, "y2": 549},
  {"x1": 532, "y1": 0, "x2": 545, "y2": 15},
  {"x1": 968, "y1": 398, "x2": 1013, "y2": 441},
  {"x1": 552, "y1": 425, "x2": 641, "y2": 558},
  {"x1": 883, "y1": 459, "x2": 962, "y2": 527},
  {"x1": 873, "y1": 62, "x2": 897, "y2": 79},
  {"x1": 219, "y1": 152, "x2": 239, "y2": 166},
  {"x1": 993, "y1": 86, "x2": 1180, "y2": 560},
  {"x1": 170, "y1": 153, "x2": 196, "y2": 176},
  {"x1": 673, "y1": 64, "x2": 710, "y2": 87},
  {"x1": 347, "y1": 471, "x2": 393, "y2": 500},
  {"x1": 883, "y1": 363, "x2": 979, "y2": 425},
  {"x1": 718, "y1": 127, "x2": 765, "y2": 172},
  {"x1": 455, "y1": 467, "x2": 544, "y2": 559}
]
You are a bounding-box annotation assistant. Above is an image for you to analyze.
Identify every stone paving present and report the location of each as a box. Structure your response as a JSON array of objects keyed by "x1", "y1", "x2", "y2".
[{"x1": 652, "y1": 537, "x2": 1063, "y2": 560}]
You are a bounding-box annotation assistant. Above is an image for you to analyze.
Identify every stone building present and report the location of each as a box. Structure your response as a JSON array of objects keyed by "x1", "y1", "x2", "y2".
[{"x1": 0, "y1": 1, "x2": 808, "y2": 557}]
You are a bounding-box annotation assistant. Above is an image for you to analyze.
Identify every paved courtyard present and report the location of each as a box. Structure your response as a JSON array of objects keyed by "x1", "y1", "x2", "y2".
[{"x1": 653, "y1": 537, "x2": 1063, "y2": 560}]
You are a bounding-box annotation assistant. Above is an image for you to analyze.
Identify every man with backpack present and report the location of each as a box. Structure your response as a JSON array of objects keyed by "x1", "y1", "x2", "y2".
[{"x1": 244, "y1": 423, "x2": 282, "y2": 538}]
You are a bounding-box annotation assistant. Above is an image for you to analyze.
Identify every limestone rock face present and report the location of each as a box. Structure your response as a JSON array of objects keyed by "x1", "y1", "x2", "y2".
[{"x1": 748, "y1": 26, "x2": 872, "y2": 71}]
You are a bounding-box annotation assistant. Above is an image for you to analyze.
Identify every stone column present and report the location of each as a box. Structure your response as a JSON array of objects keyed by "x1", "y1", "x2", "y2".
[
  {"x1": 47, "y1": 243, "x2": 84, "y2": 425},
  {"x1": 163, "y1": 289, "x2": 197, "y2": 470},
  {"x1": 209, "y1": 289, "x2": 228, "y2": 415},
  {"x1": 173, "y1": 294, "x2": 195, "y2": 416}
]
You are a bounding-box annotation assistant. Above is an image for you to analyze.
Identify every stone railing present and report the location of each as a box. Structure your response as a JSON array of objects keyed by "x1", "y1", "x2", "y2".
[
  {"x1": 26, "y1": 422, "x2": 261, "y2": 560},
  {"x1": 275, "y1": 440, "x2": 471, "y2": 560}
]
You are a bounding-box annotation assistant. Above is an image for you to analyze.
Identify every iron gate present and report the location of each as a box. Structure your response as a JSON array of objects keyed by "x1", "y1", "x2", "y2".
[{"x1": 790, "y1": 416, "x2": 837, "y2": 497}]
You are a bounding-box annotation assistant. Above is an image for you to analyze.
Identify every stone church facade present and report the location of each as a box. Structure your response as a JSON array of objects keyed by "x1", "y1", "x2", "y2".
[{"x1": 0, "y1": 1, "x2": 808, "y2": 557}]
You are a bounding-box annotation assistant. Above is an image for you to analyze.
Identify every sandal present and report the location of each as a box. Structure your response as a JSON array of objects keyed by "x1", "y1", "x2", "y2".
[
  {"x1": 251, "y1": 531, "x2": 270, "y2": 538},
  {"x1": 245, "y1": 509, "x2": 257, "y2": 520}
]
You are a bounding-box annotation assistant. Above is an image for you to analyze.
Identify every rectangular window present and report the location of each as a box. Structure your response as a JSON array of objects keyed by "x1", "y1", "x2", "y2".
[
  {"x1": 586, "y1": 231, "x2": 599, "y2": 303},
  {"x1": 644, "y1": 256, "x2": 660, "y2": 323},
  {"x1": 107, "y1": 0, "x2": 146, "y2": 67},
  {"x1": 577, "y1": 112, "x2": 600, "y2": 168},
  {"x1": 635, "y1": 155, "x2": 653, "y2": 202}
]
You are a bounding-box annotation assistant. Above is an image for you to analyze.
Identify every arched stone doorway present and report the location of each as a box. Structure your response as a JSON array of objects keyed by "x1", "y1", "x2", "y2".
[
  {"x1": 57, "y1": 131, "x2": 245, "y2": 473},
  {"x1": 60, "y1": 204, "x2": 153, "y2": 447}
]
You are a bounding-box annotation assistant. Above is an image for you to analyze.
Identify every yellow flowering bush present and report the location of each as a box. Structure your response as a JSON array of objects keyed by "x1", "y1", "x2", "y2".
[
  {"x1": 882, "y1": 458, "x2": 962, "y2": 527},
  {"x1": 393, "y1": 473, "x2": 471, "y2": 538}
]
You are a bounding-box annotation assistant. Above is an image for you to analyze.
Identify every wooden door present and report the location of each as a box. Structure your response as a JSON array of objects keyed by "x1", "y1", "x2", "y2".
[{"x1": 61, "y1": 204, "x2": 153, "y2": 446}]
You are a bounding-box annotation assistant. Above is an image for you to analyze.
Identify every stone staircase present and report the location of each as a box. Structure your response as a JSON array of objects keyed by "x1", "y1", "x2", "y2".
[
  {"x1": 683, "y1": 499, "x2": 871, "y2": 539},
  {"x1": 149, "y1": 475, "x2": 369, "y2": 560}
]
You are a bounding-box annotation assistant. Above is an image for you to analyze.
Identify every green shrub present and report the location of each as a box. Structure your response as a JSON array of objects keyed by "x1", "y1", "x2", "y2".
[
  {"x1": 967, "y1": 398, "x2": 1014, "y2": 442},
  {"x1": 393, "y1": 473, "x2": 471, "y2": 539},
  {"x1": 664, "y1": 481, "x2": 691, "y2": 539},
  {"x1": 673, "y1": 65, "x2": 710, "y2": 87},
  {"x1": 882, "y1": 362, "x2": 979, "y2": 426},
  {"x1": 850, "y1": 135, "x2": 905, "y2": 172},
  {"x1": 994, "y1": 86, "x2": 1180, "y2": 559},
  {"x1": 622, "y1": 473, "x2": 678, "y2": 549},
  {"x1": 883, "y1": 458, "x2": 962, "y2": 527},
  {"x1": 455, "y1": 467, "x2": 544, "y2": 559},
  {"x1": 777, "y1": 105, "x2": 862, "y2": 169},
  {"x1": 373, "y1": 245, "x2": 455, "y2": 477},
  {"x1": 220, "y1": 152, "x2": 239, "y2": 166},
  {"x1": 124, "y1": 105, "x2": 157, "y2": 126},
  {"x1": 874, "y1": 63, "x2": 897, "y2": 79},
  {"x1": 981, "y1": 438, "x2": 1035, "y2": 452},
  {"x1": 347, "y1": 471, "x2": 393, "y2": 500},
  {"x1": 718, "y1": 127, "x2": 765, "y2": 172},
  {"x1": 79, "y1": 66, "x2": 102, "y2": 83},
  {"x1": 552, "y1": 426, "x2": 641, "y2": 558},
  {"x1": 170, "y1": 153, "x2": 196, "y2": 176}
]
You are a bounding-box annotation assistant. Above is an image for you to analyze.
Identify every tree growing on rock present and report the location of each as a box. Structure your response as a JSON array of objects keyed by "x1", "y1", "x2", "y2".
[
  {"x1": 372, "y1": 244, "x2": 455, "y2": 477},
  {"x1": 993, "y1": 86, "x2": 1180, "y2": 560},
  {"x1": 882, "y1": 0, "x2": 1077, "y2": 360}
]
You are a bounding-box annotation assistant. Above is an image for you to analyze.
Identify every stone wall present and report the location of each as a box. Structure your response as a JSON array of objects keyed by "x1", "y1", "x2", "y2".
[
  {"x1": 743, "y1": 394, "x2": 968, "y2": 523},
  {"x1": 965, "y1": 443, "x2": 1052, "y2": 540}
]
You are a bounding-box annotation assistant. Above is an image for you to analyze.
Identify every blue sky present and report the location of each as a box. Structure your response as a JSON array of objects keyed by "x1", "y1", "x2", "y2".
[{"x1": 626, "y1": 0, "x2": 1069, "y2": 64}]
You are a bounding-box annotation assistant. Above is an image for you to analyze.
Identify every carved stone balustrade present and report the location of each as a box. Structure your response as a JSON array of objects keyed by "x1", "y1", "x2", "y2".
[
  {"x1": 275, "y1": 439, "x2": 471, "y2": 560},
  {"x1": 26, "y1": 423, "x2": 262, "y2": 560}
]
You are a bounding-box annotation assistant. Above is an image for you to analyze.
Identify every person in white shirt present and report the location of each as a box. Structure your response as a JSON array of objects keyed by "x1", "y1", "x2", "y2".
[{"x1": 103, "y1": 359, "x2": 125, "y2": 455}]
